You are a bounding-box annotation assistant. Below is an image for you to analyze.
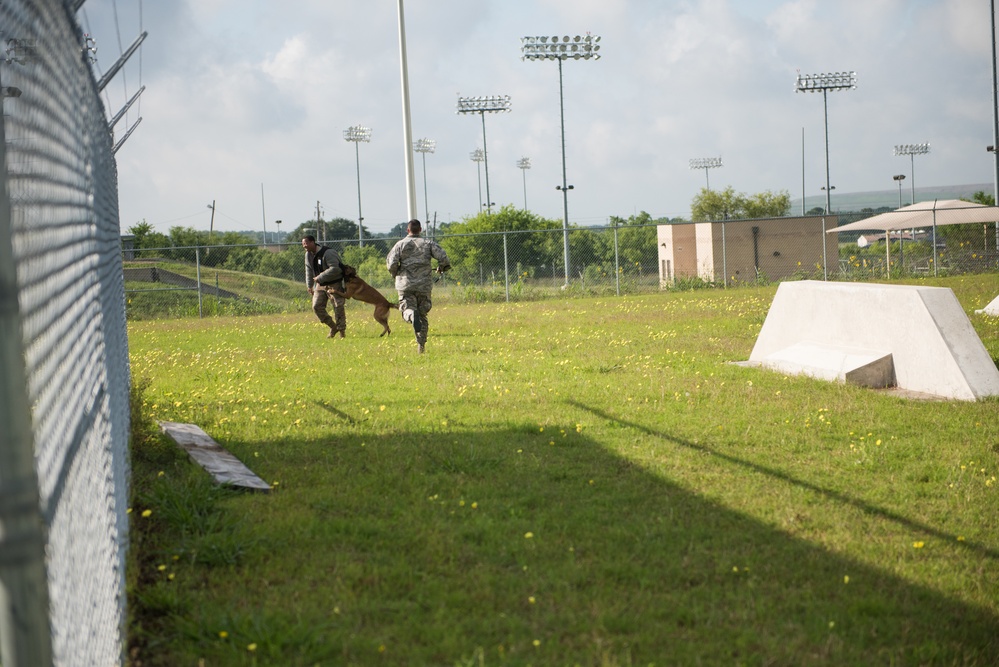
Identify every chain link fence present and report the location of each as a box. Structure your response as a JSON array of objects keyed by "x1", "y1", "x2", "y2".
[
  {"x1": 1, "y1": 1, "x2": 131, "y2": 665},
  {"x1": 124, "y1": 214, "x2": 999, "y2": 318}
]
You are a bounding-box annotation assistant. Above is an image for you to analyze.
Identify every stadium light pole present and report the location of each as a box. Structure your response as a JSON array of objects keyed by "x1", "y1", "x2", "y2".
[
  {"x1": 414, "y1": 138, "x2": 436, "y2": 224},
  {"x1": 795, "y1": 71, "x2": 856, "y2": 215},
  {"x1": 894, "y1": 143, "x2": 929, "y2": 206},
  {"x1": 517, "y1": 157, "x2": 531, "y2": 209},
  {"x1": 521, "y1": 33, "x2": 601, "y2": 286},
  {"x1": 893, "y1": 174, "x2": 906, "y2": 208},
  {"x1": 689, "y1": 157, "x2": 723, "y2": 191},
  {"x1": 344, "y1": 124, "x2": 372, "y2": 247},
  {"x1": 457, "y1": 95, "x2": 511, "y2": 215},
  {"x1": 470, "y1": 149, "x2": 485, "y2": 212}
]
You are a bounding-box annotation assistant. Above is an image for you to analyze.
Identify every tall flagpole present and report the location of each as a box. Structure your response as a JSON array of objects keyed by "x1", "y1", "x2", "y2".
[{"x1": 398, "y1": 0, "x2": 418, "y2": 221}]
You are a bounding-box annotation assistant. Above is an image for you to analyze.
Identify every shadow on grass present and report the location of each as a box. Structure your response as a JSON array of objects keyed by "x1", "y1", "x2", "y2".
[
  {"x1": 313, "y1": 400, "x2": 359, "y2": 425},
  {"x1": 569, "y1": 400, "x2": 999, "y2": 562},
  {"x1": 133, "y1": 420, "x2": 999, "y2": 666}
]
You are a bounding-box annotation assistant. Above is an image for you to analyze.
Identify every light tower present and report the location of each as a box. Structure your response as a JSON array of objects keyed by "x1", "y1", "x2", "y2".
[
  {"x1": 343, "y1": 124, "x2": 372, "y2": 247},
  {"x1": 521, "y1": 33, "x2": 601, "y2": 285},
  {"x1": 517, "y1": 157, "x2": 531, "y2": 209},
  {"x1": 470, "y1": 149, "x2": 485, "y2": 212},
  {"x1": 456, "y1": 95, "x2": 511, "y2": 214},
  {"x1": 892, "y1": 174, "x2": 906, "y2": 208},
  {"x1": 795, "y1": 71, "x2": 857, "y2": 215},
  {"x1": 414, "y1": 137, "x2": 436, "y2": 224},
  {"x1": 893, "y1": 143, "x2": 930, "y2": 205},
  {"x1": 689, "y1": 157, "x2": 723, "y2": 191}
]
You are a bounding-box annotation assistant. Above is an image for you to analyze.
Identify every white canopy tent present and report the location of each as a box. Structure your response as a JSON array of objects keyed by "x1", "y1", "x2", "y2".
[{"x1": 827, "y1": 200, "x2": 999, "y2": 275}]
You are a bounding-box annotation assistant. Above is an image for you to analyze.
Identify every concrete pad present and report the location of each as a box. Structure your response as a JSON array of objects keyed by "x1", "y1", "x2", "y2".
[
  {"x1": 977, "y1": 293, "x2": 999, "y2": 316},
  {"x1": 748, "y1": 281, "x2": 999, "y2": 401},
  {"x1": 159, "y1": 421, "x2": 271, "y2": 492}
]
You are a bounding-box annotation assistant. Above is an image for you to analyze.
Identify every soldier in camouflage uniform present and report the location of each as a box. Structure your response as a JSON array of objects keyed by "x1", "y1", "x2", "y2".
[{"x1": 386, "y1": 219, "x2": 450, "y2": 354}]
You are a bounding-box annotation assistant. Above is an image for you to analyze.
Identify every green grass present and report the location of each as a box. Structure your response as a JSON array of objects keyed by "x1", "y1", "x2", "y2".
[{"x1": 126, "y1": 276, "x2": 999, "y2": 666}]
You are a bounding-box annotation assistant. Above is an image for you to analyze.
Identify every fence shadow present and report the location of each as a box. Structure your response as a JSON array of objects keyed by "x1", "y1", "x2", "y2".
[{"x1": 151, "y1": 421, "x2": 999, "y2": 665}]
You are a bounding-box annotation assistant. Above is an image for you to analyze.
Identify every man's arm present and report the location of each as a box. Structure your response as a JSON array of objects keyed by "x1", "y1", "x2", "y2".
[
  {"x1": 304, "y1": 253, "x2": 315, "y2": 293},
  {"x1": 386, "y1": 242, "x2": 402, "y2": 278}
]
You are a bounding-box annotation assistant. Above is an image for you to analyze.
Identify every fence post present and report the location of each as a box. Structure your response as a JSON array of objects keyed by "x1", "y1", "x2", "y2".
[
  {"x1": 195, "y1": 246, "x2": 203, "y2": 318},
  {"x1": 721, "y1": 221, "x2": 728, "y2": 288},
  {"x1": 821, "y1": 216, "x2": 828, "y2": 281},
  {"x1": 503, "y1": 232, "x2": 510, "y2": 302},
  {"x1": 216, "y1": 273, "x2": 220, "y2": 312},
  {"x1": 613, "y1": 223, "x2": 620, "y2": 297}
]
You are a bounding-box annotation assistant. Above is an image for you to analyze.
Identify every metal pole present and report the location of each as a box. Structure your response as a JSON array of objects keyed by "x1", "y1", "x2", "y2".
[
  {"x1": 823, "y1": 89, "x2": 832, "y2": 215},
  {"x1": 196, "y1": 246, "x2": 203, "y2": 318},
  {"x1": 801, "y1": 127, "x2": 806, "y2": 215},
  {"x1": 476, "y1": 159, "x2": 482, "y2": 212},
  {"x1": 260, "y1": 183, "x2": 267, "y2": 244},
  {"x1": 989, "y1": 11, "x2": 999, "y2": 257},
  {"x1": 558, "y1": 57, "x2": 570, "y2": 285},
  {"x1": 721, "y1": 221, "x2": 728, "y2": 288},
  {"x1": 910, "y1": 153, "x2": 915, "y2": 205},
  {"x1": 705, "y1": 169, "x2": 710, "y2": 191},
  {"x1": 421, "y1": 150, "x2": 429, "y2": 224},
  {"x1": 821, "y1": 217, "x2": 828, "y2": 281},
  {"x1": 932, "y1": 201, "x2": 939, "y2": 277},
  {"x1": 397, "y1": 0, "x2": 418, "y2": 220},
  {"x1": 613, "y1": 223, "x2": 620, "y2": 297},
  {"x1": 522, "y1": 167, "x2": 528, "y2": 210},
  {"x1": 503, "y1": 232, "x2": 510, "y2": 302},
  {"x1": 354, "y1": 141, "x2": 364, "y2": 247},
  {"x1": 481, "y1": 112, "x2": 492, "y2": 214}
]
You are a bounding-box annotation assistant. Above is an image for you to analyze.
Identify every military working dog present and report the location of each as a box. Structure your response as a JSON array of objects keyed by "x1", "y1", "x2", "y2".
[{"x1": 326, "y1": 270, "x2": 396, "y2": 337}]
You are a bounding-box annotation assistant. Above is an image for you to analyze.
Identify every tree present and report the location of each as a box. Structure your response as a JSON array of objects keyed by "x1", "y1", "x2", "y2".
[
  {"x1": 608, "y1": 212, "x2": 658, "y2": 274},
  {"x1": 690, "y1": 187, "x2": 791, "y2": 221},
  {"x1": 127, "y1": 220, "x2": 170, "y2": 252},
  {"x1": 744, "y1": 190, "x2": 791, "y2": 219},
  {"x1": 940, "y1": 191, "x2": 999, "y2": 250},
  {"x1": 439, "y1": 206, "x2": 562, "y2": 283}
]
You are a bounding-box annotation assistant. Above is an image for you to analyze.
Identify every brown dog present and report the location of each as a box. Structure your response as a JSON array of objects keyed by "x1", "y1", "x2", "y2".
[{"x1": 326, "y1": 273, "x2": 396, "y2": 336}]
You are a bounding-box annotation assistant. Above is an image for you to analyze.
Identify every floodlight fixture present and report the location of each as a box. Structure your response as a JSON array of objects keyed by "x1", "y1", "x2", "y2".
[
  {"x1": 793, "y1": 71, "x2": 857, "y2": 93},
  {"x1": 520, "y1": 33, "x2": 601, "y2": 61},
  {"x1": 521, "y1": 32, "x2": 602, "y2": 285},
  {"x1": 344, "y1": 124, "x2": 372, "y2": 246},
  {"x1": 343, "y1": 125, "x2": 372, "y2": 143},
  {"x1": 517, "y1": 157, "x2": 531, "y2": 210},
  {"x1": 689, "y1": 157, "x2": 723, "y2": 190},
  {"x1": 894, "y1": 143, "x2": 930, "y2": 205},
  {"x1": 457, "y1": 95, "x2": 511, "y2": 214},
  {"x1": 414, "y1": 138, "x2": 436, "y2": 224},
  {"x1": 794, "y1": 69, "x2": 857, "y2": 219}
]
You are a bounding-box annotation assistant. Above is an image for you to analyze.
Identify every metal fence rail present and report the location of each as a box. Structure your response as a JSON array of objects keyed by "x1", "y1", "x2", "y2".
[{"x1": 1, "y1": 1, "x2": 130, "y2": 665}]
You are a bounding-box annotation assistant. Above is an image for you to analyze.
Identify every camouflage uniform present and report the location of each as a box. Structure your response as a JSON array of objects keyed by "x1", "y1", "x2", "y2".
[
  {"x1": 305, "y1": 245, "x2": 346, "y2": 336},
  {"x1": 386, "y1": 233, "x2": 450, "y2": 351}
]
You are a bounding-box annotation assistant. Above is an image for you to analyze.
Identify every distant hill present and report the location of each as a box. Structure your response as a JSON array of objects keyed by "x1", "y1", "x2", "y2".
[{"x1": 791, "y1": 183, "x2": 994, "y2": 213}]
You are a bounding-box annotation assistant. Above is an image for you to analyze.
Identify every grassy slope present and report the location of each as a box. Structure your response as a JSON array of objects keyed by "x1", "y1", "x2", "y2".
[{"x1": 127, "y1": 276, "x2": 999, "y2": 666}]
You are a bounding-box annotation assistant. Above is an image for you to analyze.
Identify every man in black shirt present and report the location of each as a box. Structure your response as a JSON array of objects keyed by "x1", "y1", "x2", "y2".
[{"x1": 302, "y1": 235, "x2": 346, "y2": 338}]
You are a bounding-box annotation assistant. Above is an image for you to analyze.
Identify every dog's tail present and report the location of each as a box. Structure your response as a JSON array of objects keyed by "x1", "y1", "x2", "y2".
[{"x1": 388, "y1": 301, "x2": 398, "y2": 309}]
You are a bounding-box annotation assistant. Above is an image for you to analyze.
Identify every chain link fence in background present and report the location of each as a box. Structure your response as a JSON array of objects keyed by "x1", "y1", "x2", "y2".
[
  {"x1": 1, "y1": 1, "x2": 131, "y2": 665},
  {"x1": 124, "y1": 214, "x2": 999, "y2": 318}
]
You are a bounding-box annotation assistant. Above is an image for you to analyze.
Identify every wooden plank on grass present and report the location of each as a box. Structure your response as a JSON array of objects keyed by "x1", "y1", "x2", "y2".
[{"x1": 159, "y1": 421, "x2": 271, "y2": 492}]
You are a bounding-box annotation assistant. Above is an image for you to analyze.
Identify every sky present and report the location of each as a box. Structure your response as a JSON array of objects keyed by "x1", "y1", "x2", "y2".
[{"x1": 80, "y1": 0, "x2": 999, "y2": 237}]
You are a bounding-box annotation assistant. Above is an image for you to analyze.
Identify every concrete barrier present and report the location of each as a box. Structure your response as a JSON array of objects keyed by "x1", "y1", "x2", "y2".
[
  {"x1": 747, "y1": 280, "x2": 999, "y2": 401},
  {"x1": 977, "y1": 294, "x2": 999, "y2": 317}
]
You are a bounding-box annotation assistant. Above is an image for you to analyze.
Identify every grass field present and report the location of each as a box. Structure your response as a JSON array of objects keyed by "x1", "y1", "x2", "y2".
[{"x1": 126, "y1": 276, "x2": 999, "y2": 666}]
